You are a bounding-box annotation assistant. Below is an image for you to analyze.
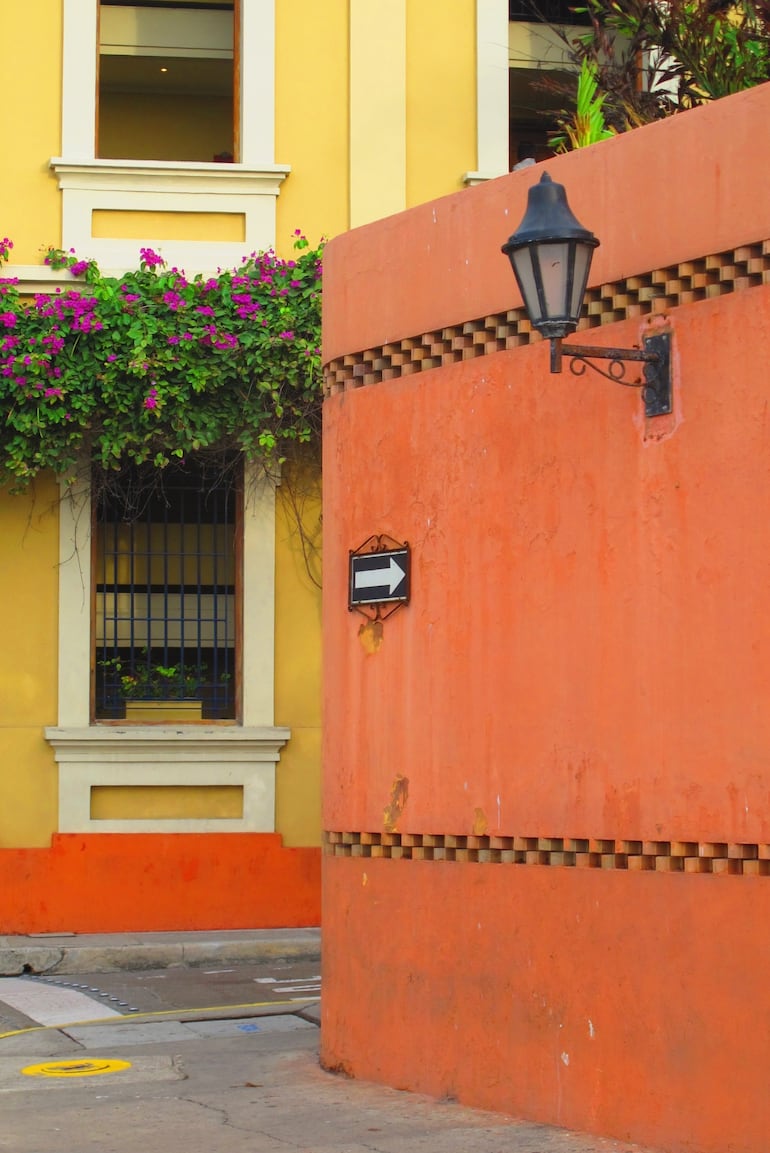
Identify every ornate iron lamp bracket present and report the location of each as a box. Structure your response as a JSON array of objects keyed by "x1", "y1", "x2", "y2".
[{"x1": 550, "y1": 332, "x2": 672, "y2": 418}]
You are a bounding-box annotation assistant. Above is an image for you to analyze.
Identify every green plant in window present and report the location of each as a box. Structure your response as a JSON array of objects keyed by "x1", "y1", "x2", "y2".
[{"x1": 98, "y1": 653, "x2": 210, "y2": 701}]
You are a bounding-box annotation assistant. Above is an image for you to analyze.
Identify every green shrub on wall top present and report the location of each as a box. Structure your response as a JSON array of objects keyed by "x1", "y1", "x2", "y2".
[
  {"x1": 0, "y1": 233, "x2": 323, "y2": 488},
  {"x1": 551, "y1": 58, "x2": 616, "y2": 152},
  {"x1": 550, "y1": 0, "x2": 770, "y2": 138}
]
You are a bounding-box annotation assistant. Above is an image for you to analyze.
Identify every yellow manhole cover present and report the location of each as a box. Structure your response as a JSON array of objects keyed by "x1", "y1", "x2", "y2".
[{"x1": 22, "y1": 1059, "x2": 132, "y2": 1078}]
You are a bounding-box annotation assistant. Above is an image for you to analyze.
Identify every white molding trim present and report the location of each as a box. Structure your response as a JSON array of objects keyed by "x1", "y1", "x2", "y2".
[
  {"x1": 462, "y1": 171, "x2": 503, "y2": 187},
  {"x1": 475, "y1": 0, "x2": 510, "y2": 180},
  {"x1": 59, "y1": 1, "x2": 283, "y2": 275},
  {"x1": 46, "y1": 726, "x2": 290, "y2": 833},
  {"x1": 49, "y1": 159, "x2": 290, "y2": 276},
  {"x1": 62, "y1": 0, "x2": 99, "y2": 159},
  {"x1": 241, "y1": 1, "x2": 276, "y2": 166},
  {"x1": 242, "y1": 471, "x2": 278, "y2": 727},
  {"x1": 2, "y1": 267, "x2": 74, "y2": 295},
  {"x1": 57, "y1": 478, "x2": 92, "y2": 729},
  {"x1": 50, "y1": 159, "x2": 290, "y2": 193},
  {"x1": 49, "y1": 462, "x2": 282, "y2": 833}
]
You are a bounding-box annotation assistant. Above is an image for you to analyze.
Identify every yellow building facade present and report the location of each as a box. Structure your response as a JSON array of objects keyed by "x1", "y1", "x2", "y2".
[{"x1": 0, "y1": 0, "x2": 516, "y2": 931}]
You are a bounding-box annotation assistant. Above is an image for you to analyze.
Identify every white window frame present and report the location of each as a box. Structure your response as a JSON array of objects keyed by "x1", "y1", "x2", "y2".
[
  {"x1": 52, "y1": 0, "x2": 289, "y2": 275},
  {"x1": 464, "y1": 0, "x2": 510, "y2": 186},
  {"x1": 45, "y1": 464, "x2": 289, "y2": 834}
]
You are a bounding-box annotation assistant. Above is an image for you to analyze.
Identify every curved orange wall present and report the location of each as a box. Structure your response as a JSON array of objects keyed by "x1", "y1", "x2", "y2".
[
  {"x1": 321, "y1": 84, "x2": 770, "y2": 1153},
  {"x1": 323, "y1": 85, "x2": 770, "y2": 363}
]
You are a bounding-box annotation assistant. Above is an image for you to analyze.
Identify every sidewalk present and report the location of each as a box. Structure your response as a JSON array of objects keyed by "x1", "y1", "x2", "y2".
[
  {"x1": 0, "y1": 1036, "x2": 664, "y2": 1153},
  {"x1": 0, "y1": 928, "x2": 665, "y2": 1153},
  {"x1": 0, "y1": 927, "x2": 321, "y2": 977}
]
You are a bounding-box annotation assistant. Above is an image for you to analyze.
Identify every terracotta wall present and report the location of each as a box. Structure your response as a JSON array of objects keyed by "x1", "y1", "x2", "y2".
[{"x1": 320, "y1": 85, "x2": 770, "y2": 1153}]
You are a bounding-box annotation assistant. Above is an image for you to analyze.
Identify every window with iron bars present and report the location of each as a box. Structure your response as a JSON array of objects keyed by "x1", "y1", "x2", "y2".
[{"x1": 93, "y1": 458, "x2": 239, "y2": 722}]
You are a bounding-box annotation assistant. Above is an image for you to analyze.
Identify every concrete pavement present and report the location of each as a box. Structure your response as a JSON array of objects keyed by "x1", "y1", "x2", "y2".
[
  {"x1": 0, "y1": 927, "x2": 321, "y2": 976},
  {"x1": 0, "y1": 933, "x2": 665, "y2": 1152},
  {"x1": 0, "y1": 1014, "x2": 663, "y2": 1153}
]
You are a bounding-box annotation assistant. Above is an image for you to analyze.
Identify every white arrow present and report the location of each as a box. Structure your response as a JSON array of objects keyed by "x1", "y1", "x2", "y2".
[{"x1": 354, "y1": 556, "x2": 406, "y2": 595}]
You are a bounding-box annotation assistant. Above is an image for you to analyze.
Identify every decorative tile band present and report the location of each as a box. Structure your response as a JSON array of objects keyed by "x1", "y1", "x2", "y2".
[
  {"x1": 323, "y1": 240, "x2": 770, "y2": 396},
  {"x1": 324, "y1": 831, "x2": 770, "y2": 875}
]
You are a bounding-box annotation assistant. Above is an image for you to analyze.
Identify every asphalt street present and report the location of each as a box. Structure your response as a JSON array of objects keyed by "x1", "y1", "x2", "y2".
[
  {"x1": 0, "y1": 956, "x2": 321, "y2": 1038},
  {"x1": 30, "y1": 958, "x2": 323, "y2": 1017}
]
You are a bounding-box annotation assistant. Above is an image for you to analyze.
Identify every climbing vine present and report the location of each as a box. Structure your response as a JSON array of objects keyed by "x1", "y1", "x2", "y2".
[{"x1": 0, "y1": 233, "x2": 323, "y2": 489}]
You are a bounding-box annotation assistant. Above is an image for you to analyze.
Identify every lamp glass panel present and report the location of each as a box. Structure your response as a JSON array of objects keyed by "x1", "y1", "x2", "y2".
[
  {"x1": 511, "y1": 246, "x2": 544, "y2": 324},
  {"x1": 537, "y1": 241, "x2": 571, "y2": 321},
  {"x1": 569, "y1": 241, "x2": 594, "y2": 322}
]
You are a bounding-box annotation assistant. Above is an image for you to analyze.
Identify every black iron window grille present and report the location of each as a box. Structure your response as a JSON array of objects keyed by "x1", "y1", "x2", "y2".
[{"x1": 94, "y1": 458, "x2": 239, "y2": 721}]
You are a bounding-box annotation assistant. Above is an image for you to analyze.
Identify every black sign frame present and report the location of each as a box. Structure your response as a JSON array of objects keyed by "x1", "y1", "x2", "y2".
[{"x1": 348, "y1": 536, "x2": 410, "y2": 620}]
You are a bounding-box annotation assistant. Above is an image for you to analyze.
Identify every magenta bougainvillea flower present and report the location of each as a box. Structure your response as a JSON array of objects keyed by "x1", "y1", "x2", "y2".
[{"x1": 0, "y1": 233, "x2": 323, "y2": 484}]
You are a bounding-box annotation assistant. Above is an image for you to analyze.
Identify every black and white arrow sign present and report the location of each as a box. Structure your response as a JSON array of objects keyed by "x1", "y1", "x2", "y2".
[{"x1": 349, "y1": 547, "x2": 410, "y2": 606}]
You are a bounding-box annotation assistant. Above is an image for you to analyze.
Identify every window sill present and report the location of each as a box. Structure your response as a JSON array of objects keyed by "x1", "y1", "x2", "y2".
[
  {"x1": 50, "y1": 157, "x2": 291, "y2": 193},
  {"x1": 45, "y1": 725, "x2": 290, "y2": 834},
  {"x1": 49, "y1": 157, "x2": 291, "y2": 276},
  {"x1": 462, "y1": 170, "x2": 507, "y2": 187}
]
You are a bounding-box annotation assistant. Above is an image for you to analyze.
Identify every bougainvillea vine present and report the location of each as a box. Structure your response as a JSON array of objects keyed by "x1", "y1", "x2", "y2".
[{"x1": 0, "y1": 233, "x2": 323, "y2": 488}]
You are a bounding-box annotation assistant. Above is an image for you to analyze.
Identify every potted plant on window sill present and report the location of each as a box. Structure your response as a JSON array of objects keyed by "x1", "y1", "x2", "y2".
[{"x1": 99, "y1": 655, "x2": 206, "y2": 722}]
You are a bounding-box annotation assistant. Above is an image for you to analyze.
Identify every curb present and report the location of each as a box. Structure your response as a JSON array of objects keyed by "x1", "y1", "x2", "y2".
[{"x1": 0, "y1": 930, "x2": 321, "y2": 977}]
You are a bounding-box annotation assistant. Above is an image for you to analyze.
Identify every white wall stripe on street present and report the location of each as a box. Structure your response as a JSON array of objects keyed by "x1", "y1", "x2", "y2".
[
  {"x1": 254, "y1": 976, "x2": 321, "y2": 985},
  {"x1": 270, "y1": 987, "x2": 321, "y2": 994},
  {"x1": 0, "y1": 979, "x2": 121, "y2": 1026},
  {"x1": 254, "y1": 977, "x2": 321, "y2": 993}
]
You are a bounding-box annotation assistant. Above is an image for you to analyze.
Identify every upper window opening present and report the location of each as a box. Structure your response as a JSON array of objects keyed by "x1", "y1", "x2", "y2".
[
  {"x1": 97, "y1": 1, "x2": 236, "y2": 163},
  {"x1": 507, "y1": 1, "x2": 590, "y2": 170}
]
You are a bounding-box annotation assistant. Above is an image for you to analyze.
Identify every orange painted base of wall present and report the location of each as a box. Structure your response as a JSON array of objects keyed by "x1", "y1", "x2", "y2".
[
  {"x1": 321, "y1": 856, "x2": 770, "y2": 1153},
  {"x1": 0, "y1": 834, "x2": 321, "y2": 933}
]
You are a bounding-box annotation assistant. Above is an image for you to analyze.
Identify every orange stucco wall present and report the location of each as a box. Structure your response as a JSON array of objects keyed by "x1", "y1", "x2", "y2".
[
  {"x1": 0, "y1": 836, "x2": 320, "y2": 933},
  {"x1": 320, "y1": 86, "x2": 770, "y2": 1153},
  {"x1": 323, "y1": 860, "x2": 770, "y2": 1149}
]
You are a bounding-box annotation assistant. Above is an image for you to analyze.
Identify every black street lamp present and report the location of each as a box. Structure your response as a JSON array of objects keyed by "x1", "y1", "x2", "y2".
[{"x1": 502, "y1": 172, "x2": 672, "y2": 418}]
